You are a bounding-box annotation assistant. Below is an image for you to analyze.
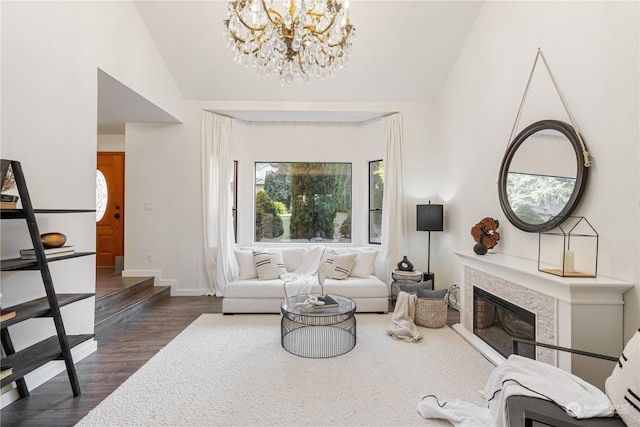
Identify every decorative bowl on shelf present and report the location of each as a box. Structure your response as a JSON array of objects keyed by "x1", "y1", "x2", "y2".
[{"x1": 40, "y1": 232, "x2": 67, "y2": 249}]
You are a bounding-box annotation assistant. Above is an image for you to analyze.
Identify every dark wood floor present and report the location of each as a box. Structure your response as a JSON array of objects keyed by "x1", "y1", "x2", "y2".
[
  {"x1": 94, "y1": 266, "x2": 153, "y2": 298},
  {"x1": 1, "y1": 292, "x2": 222, "y2": 427},
  {"x1": 1, "y1": 273, "x2": 459, "y2": 427}
]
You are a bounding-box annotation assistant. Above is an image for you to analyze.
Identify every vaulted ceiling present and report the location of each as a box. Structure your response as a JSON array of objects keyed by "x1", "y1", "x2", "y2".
[{"x1": 98, "y1": 1, "x2": 484, "y2": 133}]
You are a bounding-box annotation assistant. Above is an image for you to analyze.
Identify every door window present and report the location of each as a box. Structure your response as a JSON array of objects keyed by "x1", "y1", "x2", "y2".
[{"x1": 96, "y1": 169, "x2": 108, "y2": 222}]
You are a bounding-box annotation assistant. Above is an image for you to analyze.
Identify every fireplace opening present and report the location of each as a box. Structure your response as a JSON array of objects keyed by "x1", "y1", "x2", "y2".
[{"x1": 473, "y1": 287, "x2": 536, "y2": 360}]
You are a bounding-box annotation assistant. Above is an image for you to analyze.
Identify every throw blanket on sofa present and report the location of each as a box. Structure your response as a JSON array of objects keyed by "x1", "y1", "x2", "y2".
[
  {"x1": 281, "y1": 245, "x2": 326, "y2": 297},
  {"x1": 417, "y1": 354, "x2": 614, "y2": 426},
  {"x1": 386, "y1": 291, "x2": 422, "y2": 342}
]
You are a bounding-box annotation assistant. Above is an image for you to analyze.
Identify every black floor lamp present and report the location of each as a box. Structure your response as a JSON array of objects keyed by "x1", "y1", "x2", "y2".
[{"x1": 417, "y1": 202, "x2": 444, "y2": 284}]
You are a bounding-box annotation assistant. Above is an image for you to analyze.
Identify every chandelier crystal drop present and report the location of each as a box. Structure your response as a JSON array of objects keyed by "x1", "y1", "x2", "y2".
[{"x1": 223, "y1": 0, "x2": 355, "y2": 86}]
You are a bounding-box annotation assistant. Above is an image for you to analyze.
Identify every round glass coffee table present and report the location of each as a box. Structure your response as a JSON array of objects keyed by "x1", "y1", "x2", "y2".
[{"x1": 281, "y1": 293, "x2": 357, "y2": 358}]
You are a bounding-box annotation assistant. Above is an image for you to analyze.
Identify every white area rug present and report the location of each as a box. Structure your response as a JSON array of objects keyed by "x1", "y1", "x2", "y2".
[{"x1": 77, "y1": 314, "x2": 494, "y2": 426}]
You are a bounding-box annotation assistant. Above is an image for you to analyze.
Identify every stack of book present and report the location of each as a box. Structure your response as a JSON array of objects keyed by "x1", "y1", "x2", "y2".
[
  {"x1": 20, "y1": 246, "x2": 75, "y2": 260},
  {"x1": 313, "y1": 294, "x2": 340, "y2": 310},
  {"x1": 0, "y1": 194, "x2": 19, "y2": 209}
]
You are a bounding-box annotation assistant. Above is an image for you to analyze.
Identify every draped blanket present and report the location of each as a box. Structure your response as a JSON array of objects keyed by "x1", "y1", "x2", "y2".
[
  {"x1": 281, "y1": 245, "x2": 326, "y2": 297},
  {"x1": 485, "y1": 354, "x2": 613, "y2": 424},
  {"x1": 417, "y1": 354, "x2": 614, "y2": 426},
  {"x1": 386, "y1": 291, "x2": 422, "y2": 342}
]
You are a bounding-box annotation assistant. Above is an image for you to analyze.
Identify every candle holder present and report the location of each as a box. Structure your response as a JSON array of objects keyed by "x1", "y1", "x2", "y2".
[{"x1": 538, "y1": 216, "x2": 598, "y2": 278}]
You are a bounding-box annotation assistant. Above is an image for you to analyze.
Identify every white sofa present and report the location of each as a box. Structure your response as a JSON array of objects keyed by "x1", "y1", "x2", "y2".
[{"x1": 222, "y1": 246, "x2": 389, "y2": 314}]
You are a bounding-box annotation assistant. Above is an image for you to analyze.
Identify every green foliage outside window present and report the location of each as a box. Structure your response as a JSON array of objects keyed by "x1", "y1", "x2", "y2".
[
  {"x1": 255, "y1": 190, "x2": 284, "y2": 240},
  {"x1": 255, "y1": 162, "x2": 351, "y2": 242},
  {"x1": 340, "y1": 212, "x2": 352, "y2": 239},
  {"x1": 369, "y1": 160, "x2": 384, "y2": 244},
  {"x1": 273, "y1": 201, "x2": 287, "y2": 215},
  {"x1": 264, "y1": 163, "x2": 291, "y2": 209},
  {"x1": 370, "y1": 160, "x2": 384, "y2": 210}
]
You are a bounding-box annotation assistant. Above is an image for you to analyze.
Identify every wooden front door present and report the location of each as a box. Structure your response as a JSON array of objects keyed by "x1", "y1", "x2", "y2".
[{"x1": 96, "y1": 152, "x2": 125, "y2": 266}]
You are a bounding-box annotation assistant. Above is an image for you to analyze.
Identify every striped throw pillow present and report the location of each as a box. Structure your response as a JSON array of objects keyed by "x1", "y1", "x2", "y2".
[
  {"x1": 605, "y1": 328, "x2": 640, "y2": 427},
  {"x1": 324, "y1": 253, "x2": 357, "y2": 280},
  {"x1": 252, "y1": 250, "x2": 287, "y2": 280},
  {"x1": 234, "y1": 249, "x2": 258, "y2": 280}
]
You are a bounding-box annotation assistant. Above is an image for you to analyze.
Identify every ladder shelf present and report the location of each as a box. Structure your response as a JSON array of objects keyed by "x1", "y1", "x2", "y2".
[{"x1": 0, "y1": 159, "x2": 95, "y2": 398}]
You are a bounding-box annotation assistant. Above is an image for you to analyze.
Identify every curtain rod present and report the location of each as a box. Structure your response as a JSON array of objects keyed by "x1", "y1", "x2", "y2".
[{"x1": 204, "y1": 110, "x2": 400, "y2": 126}]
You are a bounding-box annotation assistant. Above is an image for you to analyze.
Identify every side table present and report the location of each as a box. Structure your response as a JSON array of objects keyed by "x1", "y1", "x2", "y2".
[{"x1": 390, "y1": 270, "x2": 434, "y2": 306}]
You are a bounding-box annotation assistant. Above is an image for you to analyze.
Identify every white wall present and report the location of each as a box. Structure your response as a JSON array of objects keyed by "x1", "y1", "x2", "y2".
[
  {"x1": 1, "y1": 0, "x2": 183, "y2": 401},
  {"x1": 97, "y1": 134, "x2": 126, "y2": 152},
  {"x1": 123, "y1": 101, "x2": 437, "y2": 294},
  {"x1": 437, "y1": 1, "x2": 639, "y2": 343},
  {"x1": 124, "y1": 120, "x2": 203, "y2": 293}
]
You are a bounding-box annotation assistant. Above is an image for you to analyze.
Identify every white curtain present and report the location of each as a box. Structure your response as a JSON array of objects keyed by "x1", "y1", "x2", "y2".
[
  {"x1": 378, "y1": 113, "x2": 408, "y2": 283},
  {"x1": 201, "y1": 112, "x2": 237, "y2": 296}
]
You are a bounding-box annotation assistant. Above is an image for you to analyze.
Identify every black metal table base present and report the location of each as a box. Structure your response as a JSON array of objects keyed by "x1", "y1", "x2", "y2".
[
  {"x1": 281, "y1": 317, "x2": 356, "y2": 358},
  {"x1": 280, "y1": 294, "x2": 357, "y2": 358}
]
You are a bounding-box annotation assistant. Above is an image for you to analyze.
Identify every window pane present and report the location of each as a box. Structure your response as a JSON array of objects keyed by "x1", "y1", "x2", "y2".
[
  {"x1": 231, "y1": 161, "x2": 238, "y2": 241},
  {"x1": 230, "y1": 161, "x2": 237, "y2": 210},
  {"x1": 255, "y1": 162, "x2": 351, "y2": 243},
  {"x1": 369, "y1": 160, "x2": 384, "y2": 210},
  {"x1": 369, "y1": 211, "x2": 382, "y2": 244},
  {"x1": 369, "y1": 160, "x2": 383, "y2": 244},
  {"x1": 96, "y1": 169, "x2": 108, "y2": 222}
]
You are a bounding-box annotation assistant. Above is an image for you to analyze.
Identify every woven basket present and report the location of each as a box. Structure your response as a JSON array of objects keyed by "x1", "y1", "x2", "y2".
[{"x1": 414, "y1": 297, "x2": 447, "y2": 328}]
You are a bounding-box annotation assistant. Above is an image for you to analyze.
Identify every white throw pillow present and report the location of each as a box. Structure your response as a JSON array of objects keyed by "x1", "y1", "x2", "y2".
[
  {"x1": 234, "y1": 249, "x2": 258, "y2": 280},
  {"x1": 605, "y1": 328, "x2": 640, "y2": 427},
  {"x1": 253, "y1": 250, "x2": 287, "y2": 280},
  {"x1": 280, "y1": 247, "x2": 308, "y2": 272},
  {"x1": 348, "y1": 247, "x2": 379, "y2": 278},
  {"x1": 324, "y1": 253, "x2": 357, "y2": 280}
]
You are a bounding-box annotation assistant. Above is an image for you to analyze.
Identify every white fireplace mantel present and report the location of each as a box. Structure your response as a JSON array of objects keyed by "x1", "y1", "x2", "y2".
[
  {"x1": 454, "y1": 250, "x2": 633, "y2": 305},
  {"x1": 453, "y1": 250, "x2": 633, "y2": 389}
]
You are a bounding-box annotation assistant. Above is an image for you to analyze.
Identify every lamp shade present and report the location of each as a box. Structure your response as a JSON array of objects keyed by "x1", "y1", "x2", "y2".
[{"x1": 417, "y1": 204, "x2": 444, "y2": 232}]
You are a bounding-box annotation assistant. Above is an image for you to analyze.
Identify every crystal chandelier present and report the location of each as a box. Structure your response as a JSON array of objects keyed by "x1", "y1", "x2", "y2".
[{"x1": 223, "y1": 0, "x2": 355, "y2": 85}]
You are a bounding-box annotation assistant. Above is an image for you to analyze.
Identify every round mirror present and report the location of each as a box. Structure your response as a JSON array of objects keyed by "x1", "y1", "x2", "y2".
[{"x1": 498, "y1": 120, "x2": 589, "y2": 232}]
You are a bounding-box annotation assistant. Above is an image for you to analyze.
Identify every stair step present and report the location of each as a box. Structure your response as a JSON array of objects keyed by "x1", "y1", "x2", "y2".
[
  {"x1": 95, "y1": 286, "x2": 170, "y2": 333},
  {"x1": 94, "y1": 276, "x2": 170, "y2": 333},
  {"x1": 94, "y1": 277, "x2": 155, "y2": 322}
]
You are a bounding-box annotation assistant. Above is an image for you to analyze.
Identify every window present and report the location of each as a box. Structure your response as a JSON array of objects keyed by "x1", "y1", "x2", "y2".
[
  {"x1": 369, "y1": 160, "x2": 384, "y2": 244},
  {"x1": 96, "y1": 169, "x2": 108, "y2": 222},
  {"x1": 231, "y1": 161, "x2": 238, "y2": 242},
  {"x1": 255, "y1": 162, "x2": 352, "y2": 243}
]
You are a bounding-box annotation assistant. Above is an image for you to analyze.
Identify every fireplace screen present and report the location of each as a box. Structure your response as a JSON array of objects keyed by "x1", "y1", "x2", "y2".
[{"x1": 473, "y1": 287, "x2": 536, "y2": 359}]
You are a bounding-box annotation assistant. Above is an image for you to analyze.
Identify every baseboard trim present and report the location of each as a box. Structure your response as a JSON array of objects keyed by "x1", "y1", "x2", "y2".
[
  {"x1": 171, "y1": 289, "x2": 210, "y2": 296},
  {"x1": 122, "y1": 269, "x2": 179, "y2": 295},
  {"x1": 122, "y1": 269, "x2": 210, "y2": 296},
  {"x1": 1, "y1": 339, "x2": 97, "y2": 409}
]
